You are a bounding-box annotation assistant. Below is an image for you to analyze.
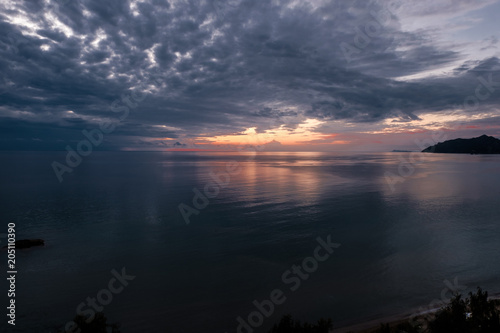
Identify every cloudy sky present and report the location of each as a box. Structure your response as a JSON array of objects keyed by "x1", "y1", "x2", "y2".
[{"x1": 1, "y1": 0, "x2": 500, "y2": 152}]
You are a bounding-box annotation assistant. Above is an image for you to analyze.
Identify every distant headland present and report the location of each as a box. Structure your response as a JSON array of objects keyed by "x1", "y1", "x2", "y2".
[{"x1": 422, "y1": 134, "x2": 500, "y2": 154}]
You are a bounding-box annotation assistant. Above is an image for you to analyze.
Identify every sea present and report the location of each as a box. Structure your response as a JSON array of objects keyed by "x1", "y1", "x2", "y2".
[{"x1": 1, "y1": 151, "x2": 500, "y2": 332}]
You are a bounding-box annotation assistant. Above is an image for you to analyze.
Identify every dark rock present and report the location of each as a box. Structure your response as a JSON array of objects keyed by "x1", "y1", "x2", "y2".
[
  {"x1": 2, "y1": 239, "x2": 45, "y2": 249},
  {"x1": 422, "y1": 135, "x2": 500, "y2": 154}
]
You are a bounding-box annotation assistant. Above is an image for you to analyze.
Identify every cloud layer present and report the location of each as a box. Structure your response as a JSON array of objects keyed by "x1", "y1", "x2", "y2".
[{"x1": 1, "y1": 0, "x2": 499, "y2": 151}]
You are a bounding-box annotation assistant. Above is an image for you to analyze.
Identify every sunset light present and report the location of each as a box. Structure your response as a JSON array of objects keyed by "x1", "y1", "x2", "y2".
[{"x1": 3, "y1": 1, "x2": 500, "y2": 332}]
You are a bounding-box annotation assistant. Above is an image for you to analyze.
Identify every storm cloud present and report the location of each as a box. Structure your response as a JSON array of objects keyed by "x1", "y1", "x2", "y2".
[{"x1": 1, "y1": 0, "x2": 499, "y2": 150}]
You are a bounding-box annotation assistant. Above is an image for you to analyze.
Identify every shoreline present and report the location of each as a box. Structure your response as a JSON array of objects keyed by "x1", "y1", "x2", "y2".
[
  {"x1": 334, "y1": 309, "x2": 426, "y2": 333},
  {"x1": 334, "y1": 294, "x2": 500, "y2": 333}
]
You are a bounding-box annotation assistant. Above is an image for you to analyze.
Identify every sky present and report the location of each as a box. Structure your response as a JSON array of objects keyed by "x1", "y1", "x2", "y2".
[{"x1": 1, "y1": 0, "x2": 500, "y2": 152}]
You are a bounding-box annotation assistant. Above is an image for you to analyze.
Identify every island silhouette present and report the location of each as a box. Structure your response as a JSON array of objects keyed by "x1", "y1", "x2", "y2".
[{"x1": 422, "y1": 134, "x2": 500, "y2": 154}]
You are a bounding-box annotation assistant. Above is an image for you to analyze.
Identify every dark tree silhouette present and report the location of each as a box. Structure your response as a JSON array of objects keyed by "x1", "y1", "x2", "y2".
[
  {"x1": 268, "y1": 314, "x2": 333, "y2": 333},
  {"x1": 70, "y1": 312, "x2": 120, "y2": 333},
  {"x1": 429, "y1": 288, "x2": 500, "y2": 333}
]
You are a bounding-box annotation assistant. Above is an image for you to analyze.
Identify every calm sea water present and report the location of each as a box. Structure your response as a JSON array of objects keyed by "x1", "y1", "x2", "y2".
[{"x1": 1, "y1": 151, "x2": 500, "y2": 332}]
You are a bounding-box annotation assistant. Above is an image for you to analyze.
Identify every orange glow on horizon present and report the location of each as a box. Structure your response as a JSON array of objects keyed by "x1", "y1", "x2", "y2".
[
  {"x1": 165, "y1": 148, "x2": 222, "y2": 151},
  {"x1": 194, "y1": 119, "x2": 348, "y2": 146}
]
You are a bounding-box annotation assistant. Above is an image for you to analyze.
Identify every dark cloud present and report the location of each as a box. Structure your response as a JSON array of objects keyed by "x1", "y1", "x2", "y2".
[{"x1": 0, "y1": 0, "x2": 499, "y2": 150}]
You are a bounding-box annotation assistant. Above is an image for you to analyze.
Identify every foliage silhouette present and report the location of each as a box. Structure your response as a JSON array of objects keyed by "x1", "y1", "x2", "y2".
[
  {"x1": 57, "y1": 312, "x2": 120, "y2": 333},
  {"x1": 430, "y1": 288, "x2": 500, "y2": 333},
  {"x1": 268, "y1": 314, "x2": 333, "y2": 333}
]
